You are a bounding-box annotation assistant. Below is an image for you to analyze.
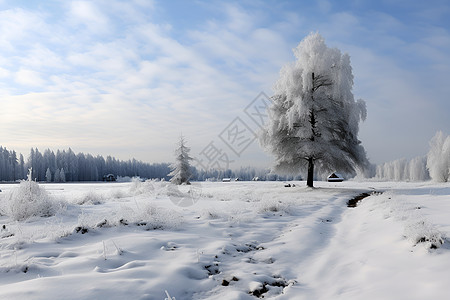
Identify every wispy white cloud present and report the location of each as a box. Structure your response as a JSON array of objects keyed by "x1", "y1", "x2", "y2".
[
  {"x1": 68, "y1": 1, "x2": 111, "y2": 34},
  {"x1": 14, "y1": 69, "x2": 47, "y2": 87},
  {"x1": 0, "y1": 66, "x2": 10, "y2": 78},
  {"x1": 0, "y1": 2, "x2": 253, "y2": 162},
  {"x1": 0, "y1": 8, "x2": 46, "y2": 51}
]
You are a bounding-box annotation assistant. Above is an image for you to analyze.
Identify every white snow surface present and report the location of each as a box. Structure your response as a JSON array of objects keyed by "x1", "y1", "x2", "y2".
[{"x1": 0, "y1": 180, "x2": 449, "y2": 299}]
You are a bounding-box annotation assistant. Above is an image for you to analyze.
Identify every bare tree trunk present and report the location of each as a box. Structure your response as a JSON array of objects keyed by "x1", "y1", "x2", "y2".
[{"x1": 307, "y1": 157, "x2": 314, "y2": 187}]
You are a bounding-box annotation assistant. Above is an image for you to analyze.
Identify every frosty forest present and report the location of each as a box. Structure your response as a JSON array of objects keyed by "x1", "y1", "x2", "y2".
[{"x1": 1, "y1": 22, "x2": 450, "y2": 300}]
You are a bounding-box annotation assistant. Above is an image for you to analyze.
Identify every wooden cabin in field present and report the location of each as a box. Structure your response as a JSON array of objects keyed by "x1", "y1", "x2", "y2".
[
  {"x1": 327, "y1": 172, "x2": 344, "y2": 182},
  {"x1": 103, "y1": 174, "x2": 116, "y2": 182}
]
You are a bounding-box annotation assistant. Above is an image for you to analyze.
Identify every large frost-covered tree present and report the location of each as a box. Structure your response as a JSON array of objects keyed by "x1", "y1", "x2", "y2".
[
  {"x1": 260, "y1": 33, "x2": 369, "y2": 187},
  {"x1": 168, "y1": 135, "x2": 193, "y2": 185},
  {"x1": 427, "y1": 131, "x2": 450, "y2": 182}
]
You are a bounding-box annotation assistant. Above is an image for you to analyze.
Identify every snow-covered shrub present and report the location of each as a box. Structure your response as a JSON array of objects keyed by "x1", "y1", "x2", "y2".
[
  {"x1": 78, "y1": 203, "x2": 184, "y2": 231},
  {"x1": 404, "y1": 219, "x2": 444, "y2": 249},
  {"x1": 132, "y1": 204, "x2": 183, "y2": 230},
  {"x1": 109, "y1": 189, "x2": 128, "y2": 199},
  {"x1": 1, "y1": 170, "x2": 61, "y2": 221},
  {"x1": 76, "y1": 191, "x2": 104, "y2": 205},
  {"x1": 130, "y1": 177, "x2": 142, "y2": 192},
  {"x1": 258, "y1": 199, "x2": 292, "y2": 215},
  {"x1": 199, "y1": 207, "x2": 226, "y2": 220},
  {"x1": 427, "y1": 131, "x2": 450, "y2": 182},
  {"x1": 377, "y1": 192, "x2": 444, "y2": 249},
  {"x1": 129, "y1": 177, "x2": 155, "y2": 195},
  {"x1": 76, "y1": 210, "x2": 106, "y2": 230}
]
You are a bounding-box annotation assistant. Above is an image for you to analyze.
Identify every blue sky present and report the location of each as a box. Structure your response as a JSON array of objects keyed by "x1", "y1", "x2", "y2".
[{"x1": 0, "y1": 0, "x2": 449, "y2": 170}]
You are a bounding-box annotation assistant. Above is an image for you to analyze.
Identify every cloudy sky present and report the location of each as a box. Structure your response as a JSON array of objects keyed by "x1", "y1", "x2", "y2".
[{"x1": 0, "y1": 0, "x2": 449, "y2": 169}]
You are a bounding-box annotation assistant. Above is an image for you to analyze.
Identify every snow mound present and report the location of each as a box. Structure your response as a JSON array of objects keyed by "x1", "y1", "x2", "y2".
[{"x1": 376, "y1": 192, "x2": 445, "y2": 249}]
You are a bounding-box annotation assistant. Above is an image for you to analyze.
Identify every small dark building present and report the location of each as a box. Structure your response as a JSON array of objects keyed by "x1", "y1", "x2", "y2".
[
  {"x1": 327, "y1": 172, "x2": 344, "y2": 182},
  {"x1": 103, "y1": 174, "x2": 116, "y2": 182}
]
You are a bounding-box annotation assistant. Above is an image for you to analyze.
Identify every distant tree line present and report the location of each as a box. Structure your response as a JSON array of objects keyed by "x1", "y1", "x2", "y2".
[
  {"x1": 0, "y1": 147, "x2": 171, "y2": 182},
  {"x1": 0, "y1": 146, "x2": 300, "y2": 183},
  {"x1": 375, "y1": 156, "x2": 430, "y2": 181},
  {"x1": 192, "y1": 166, "x2": 302, "y2": 182},
  {"x1": 374, "y1": 131, "x2": 449, "y2": 182},
  {"x1": 3, "y1": 130, "x2": 446, "y2": 183},
  {"x1": 0, "y1": 147, "x2": 25, "y2": 181}
]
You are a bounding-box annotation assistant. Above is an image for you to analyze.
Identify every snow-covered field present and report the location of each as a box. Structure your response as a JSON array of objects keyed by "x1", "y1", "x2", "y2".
[{"x1": 0, "y1": 180, "x2": 449, "y2": 299}]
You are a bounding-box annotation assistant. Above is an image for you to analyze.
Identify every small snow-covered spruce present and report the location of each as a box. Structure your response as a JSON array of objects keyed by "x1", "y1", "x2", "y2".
[
  {"x1": 168, "y1": 135, "x2": 193, "y2": 185},
  {"x1": 426, "y1": 131, "x2": 450, "y2": 182},
  {"x1": 260, "y1": 32, "x2": 369, "y2": 187}
]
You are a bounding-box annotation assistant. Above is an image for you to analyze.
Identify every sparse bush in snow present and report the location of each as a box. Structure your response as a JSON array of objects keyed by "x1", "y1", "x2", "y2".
[
  {"x1": 74, "y1": 202, "x2": 183, "y2": 231},
  {"x1": 427, "y1": 131, "x2": 450, "y2": 182},
  {"x1": 1, "y1": 169, "x2": 62, "y2": 221},
  {"x1": 129, "y1": 177, "x2": 143, "y2": 193},
  {"x1": 109, "y1": 189, "x2": 128, "y2": 199},
  {"x1": 199, "y1": 207, "x2": 225, "y2": 219},
  {"x1": 129, "y1": 177, "x2": 155, "y2": 195},
  {"x1": 257, "y1": 199, "x2": 292, "y2": 215},
  {"x1": 76, "y1": 191, "x2": 104, "y2": 205},
  {"x1": 376, "y1": 192, "x2": 444, "y2": 249},
  {"x1": 76, "y1": 210, "x2": 106, "y2": 230},
  {"x1": 132, "y1": 204, "x2": 183, "y2": 230},
  {"x1": 404, "y1": 219, "x2": 444, "y2": 249}
]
